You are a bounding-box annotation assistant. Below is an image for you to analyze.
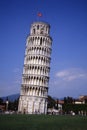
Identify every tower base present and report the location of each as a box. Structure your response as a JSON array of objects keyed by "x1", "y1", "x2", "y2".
[{"x1": 18, "y1": 95, "x2": 47, "y2": 114}]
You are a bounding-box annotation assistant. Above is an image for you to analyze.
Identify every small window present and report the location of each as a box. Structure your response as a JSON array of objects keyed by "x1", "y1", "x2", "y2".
[
  {"x1": 40, "y1": 27, "x2": 44, "y2": 34},
  {"x1": 40, "y1": 30, "x2": 43, "y2": 34},
  {"x1": 37, "y1": 25, "x2": 39, "y2": 30},
  {"x1": 46, "y1": 27, "x2": 48, "y2": 31}
]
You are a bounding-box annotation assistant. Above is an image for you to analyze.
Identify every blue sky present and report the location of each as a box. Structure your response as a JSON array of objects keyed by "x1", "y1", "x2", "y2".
[{"x1": 0, "y1": 0, "x2": 87, "y2": 98}]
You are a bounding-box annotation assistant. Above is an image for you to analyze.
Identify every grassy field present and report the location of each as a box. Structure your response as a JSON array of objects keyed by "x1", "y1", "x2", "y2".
[{"x1": 0, "y1": 114, "x2": 87, "y2": 130}]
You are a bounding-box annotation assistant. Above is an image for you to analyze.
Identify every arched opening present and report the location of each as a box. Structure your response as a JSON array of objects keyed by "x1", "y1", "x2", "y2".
[
  {"x1": 40, "y1": 37, "x2": 42, "y2": 45},
  {"x1": 33, "y1": 29, "x2": 35, "y2": 34}
]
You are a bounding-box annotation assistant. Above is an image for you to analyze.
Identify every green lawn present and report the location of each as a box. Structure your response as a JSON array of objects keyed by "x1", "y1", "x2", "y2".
[{"x1": 0, "y1": 114, "x2": 87, "y2": 130}]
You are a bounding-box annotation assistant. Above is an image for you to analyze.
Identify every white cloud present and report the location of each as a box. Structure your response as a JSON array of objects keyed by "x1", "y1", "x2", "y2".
[
  {"x1": 56, "y1": 70, "x2": 69, "y2": 77},
  {"x1": 49, "y1": 68, "x2": 87, "y2": 98},
  {"x1": 56, "y1": 68, "x2": 86, "y2": 81}
]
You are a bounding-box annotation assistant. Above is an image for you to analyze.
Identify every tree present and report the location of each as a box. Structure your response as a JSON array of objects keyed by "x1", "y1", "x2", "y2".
[
  {"x1": 8, "y1": 98, "x2": 19, "y2": 111},
  {"x1": 47, "y1": 95, "x2": 55, "y2": 108},
  {"x1": 0, "y1": 98, "x2": 3, "y2": 104},
  {"x1": 64, "y1": 96, "x2": 73, "y2": 104}
]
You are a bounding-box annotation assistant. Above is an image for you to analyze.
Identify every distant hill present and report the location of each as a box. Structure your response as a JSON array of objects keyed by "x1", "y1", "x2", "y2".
[{"x1": 1, "y1": 93, "x2": 20, "y2": 102}]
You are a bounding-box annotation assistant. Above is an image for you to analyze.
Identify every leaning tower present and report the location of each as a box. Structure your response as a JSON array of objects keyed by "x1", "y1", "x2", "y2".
[{"x1": 18, "y1": 21, "x2": 52, "y2": 114}]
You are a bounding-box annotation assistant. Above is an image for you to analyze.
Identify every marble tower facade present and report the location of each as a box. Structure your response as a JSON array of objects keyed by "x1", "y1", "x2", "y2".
[{"x1": 18, "y1": 21, "x2": 52, "y2": 114}]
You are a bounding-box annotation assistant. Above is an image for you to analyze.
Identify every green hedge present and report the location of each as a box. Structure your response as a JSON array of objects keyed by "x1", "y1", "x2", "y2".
[{"x1": 62, "y1": 104, "x2": 87, "y2": 114}]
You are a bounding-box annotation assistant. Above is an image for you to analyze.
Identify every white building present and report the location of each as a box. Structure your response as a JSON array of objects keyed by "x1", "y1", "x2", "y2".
[{"x1": 18, "y1": 21, "x2": 52, "y2": 114}]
